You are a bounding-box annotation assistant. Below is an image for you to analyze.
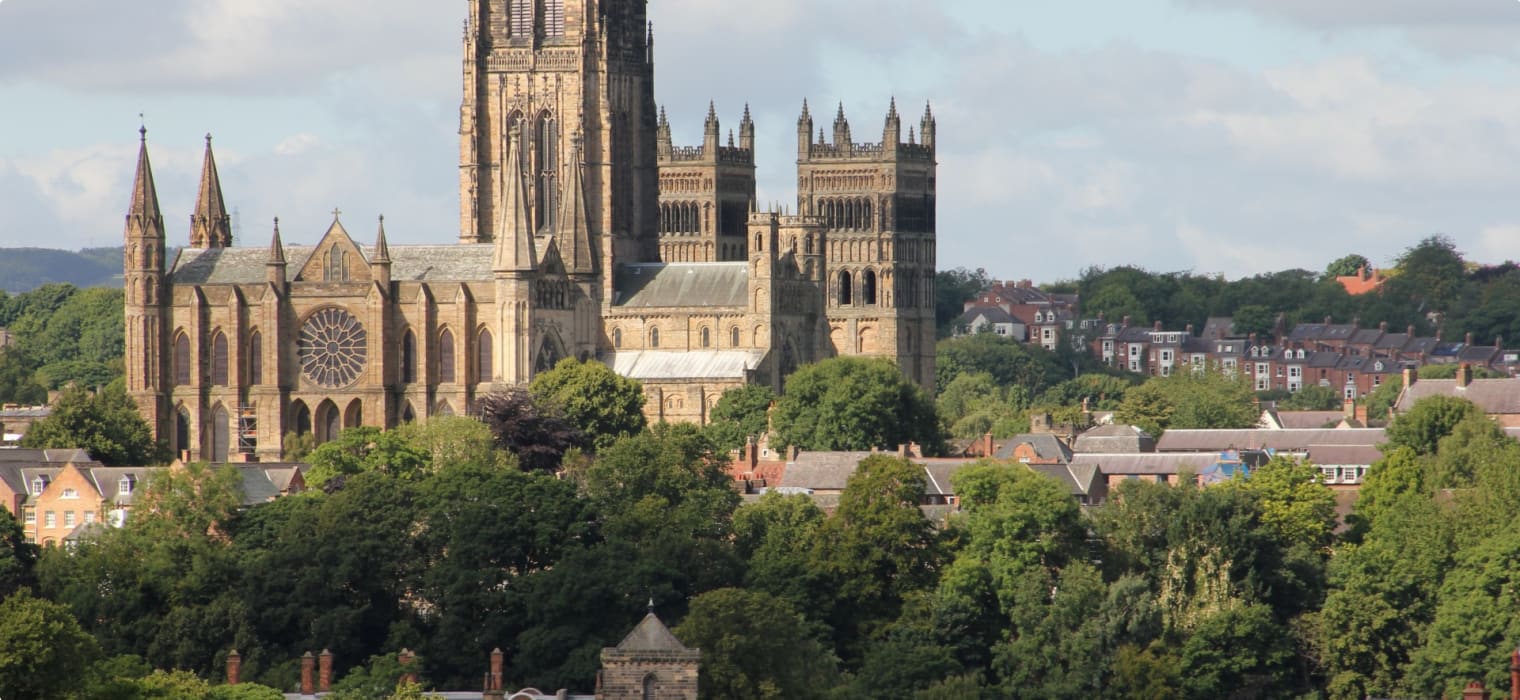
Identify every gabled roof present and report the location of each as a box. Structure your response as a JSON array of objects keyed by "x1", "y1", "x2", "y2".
[
  {"x1": 1349, "y1": 328, "x2": 1384, "y2": 345},
  {"x1": 1397, "y1": 378, "x2": 1520, "y2": 414},
  {"x1": 1156, "y1": 428, "x2": 1385, "y2": 453},
  {"x1": 993, "y1": 434, "x2": 1072, "y2": 463},
  {"x1": 783, "y1": 452, "x2": 872, "y2": 491},
  {"x1": 171, "y1": 244, "x2": 496, "y2": 285},
  {"x1": 958, "y1": 305, "x2": 1017, "y2": 326},
  {"x1": 1073, "y1": 424, "x2": 1155, "y2": 454}
]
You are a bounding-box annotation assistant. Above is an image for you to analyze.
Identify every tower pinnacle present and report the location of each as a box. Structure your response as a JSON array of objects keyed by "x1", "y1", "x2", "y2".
[{"x1": 190, "y1": 133, "x2": 232, "y2": 249}]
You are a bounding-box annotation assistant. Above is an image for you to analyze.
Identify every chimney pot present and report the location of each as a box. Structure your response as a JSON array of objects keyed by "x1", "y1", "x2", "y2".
[{"x1": 226, "y1": 650, "x2": 241, "y2": 686}]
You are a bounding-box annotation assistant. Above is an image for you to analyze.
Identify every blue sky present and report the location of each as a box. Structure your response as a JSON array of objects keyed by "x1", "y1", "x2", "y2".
[{"x1": 3, "y1": 0, "x2": 1519, "y2": 283}]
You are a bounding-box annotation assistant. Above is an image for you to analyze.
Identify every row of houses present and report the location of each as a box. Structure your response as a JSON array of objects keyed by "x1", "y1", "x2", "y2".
[{"x1": 0, "y1": 449, "x2": 305, "y2": 546}]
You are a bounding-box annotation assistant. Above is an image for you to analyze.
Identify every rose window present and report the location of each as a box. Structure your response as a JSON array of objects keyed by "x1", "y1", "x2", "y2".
[{"x1": 298, "y1": 307, "x2": 368, "y2": 388}]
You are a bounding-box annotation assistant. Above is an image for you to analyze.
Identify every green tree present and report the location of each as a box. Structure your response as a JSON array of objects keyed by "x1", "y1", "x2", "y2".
[
  {"x1": 935, "y1": 267, "x2": 991, "y2": 337},
  {"x1": 133, "y1": 462, "x2": 246, "y2": 540},
  {"x1": 1231, "y1": 304, "x2": 1278, "y2": 340},
  {"x1": 530, "y1": 358, "x2": 646, "y2": 451},
  {"x1": 304, "y1": 426, "x2": 431, "y2": 488},
  {"x1": 0, "y1": 505, "x2": 37, "y2": 597},
  {"x1": 674, "y1": 588, "x2": 840, "y2": 700},
  {"x1": 1225, "y1": 457, "x2": 1337, "y2": 552},
  {"x1": 393, "y1": 414, "x2": 508, "y2": 472},
  {"x1": 810, "y1": 454, "x2": 945, "y2": 661},
  {"x1": 1178, "y1": 604, "x2": 1295, "y2": 699},
  {"x1": 1325, "y1": 254, "x2": 1372, "y2": 280},
  {"x1": 1386, "y1": 395, "x2": 1484, "y2": 457},
  {"x1": 773, "y1": 357, "x2": 943, "y2": 453},
  {"x1": 0, "y1": 589, "x2": 99, "y2": 698},
  {"x1": 1390, "y1": 235, "x2": 1467, "y2": 314},
  {"x1": 938, "y1": 372, "x2": 1029, "y2": 439},
  {"x1": 0, "y1": 348, "x2": 46, "y2": 404},
  {"x1": 703, "y1": 383, "x2": 775, "y2": 454},
  {"x1": 21, "y1": 380, "x2": 163, "y2": 465},
  {"x1": 1115, "y1": 368, "x2": 1257, "y2": 437},
  {"x1": 1281, "y1": 383, "x2": 1341, "y2": 411},
  {"x1": 936, "y1": 333, "x2": 1066, "y2": 397},
  {"x1": 733, "y1": 492, "x2": 826, "y2": 614}
]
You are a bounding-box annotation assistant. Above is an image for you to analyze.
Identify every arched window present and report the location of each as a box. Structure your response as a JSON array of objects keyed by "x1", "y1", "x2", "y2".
[
  {"x1": 643, "y1": 674, "x2": 656, "y2": 700},
  {"x1": 863, "y1": 270, "x2": 878, "y2": 305},
  {"x1": 401, "y1": 403, "x2": 416, "y2": 424},
  {"x1": 731, "y1": 326, "x2": 741, "y2": 347},
  {"x1": 535, "y1": 113, "x2": 558, "y2": 232},
  {"x1": 401, "y1": 330, "x2": 417, "y2": 383},
  {"x1": 248, "y1": 331, "x2": 263, "y2": 385},
  {"x1": 838, "y1": 271, "x2": 853, "y2": 305},
  {"x1": 211, "y1": 404, "x2": 230, "y2": 463},
  {"x1": 345, "y1": 399, "x2": 363, "y2": 429},
  {"x1": 754, "y1": 233, "x2": 763, "y2": 252},
  {"x1": 175, "y1": 406, "x2": 191, "y2": 456},
  {"x1": 700, "y1": 327, "x2": 711, "y2": 348},
  {"x1": 439, "y1": 330, "x2": 456, "y2": 384},
  {"x1": 613, "y1": 327, "x2": 623, "y2": 349},
  {"x1": 290, "y1": 401, "x2": 311, "y2": 436},
  {"x1": 477, "y1": 329, "x2": 494, "y2": 383},
  {"x1": 649, "y1": 327, "x2": 660, "y2": 348},
  {"x1": 317, "y1": 401, "x2": 341, "y2": 445},
  {"x1": 174, "y1": 333, "x2": 191, "y2": 385},
  {"x1": 210, "y1": 332, "x2": 229, "y2": 386}
]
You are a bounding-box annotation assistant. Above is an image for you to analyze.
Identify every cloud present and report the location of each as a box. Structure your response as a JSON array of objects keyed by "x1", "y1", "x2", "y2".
[{"x1": 1177, "y1": 0, "x2": 1520, "y2": 59}]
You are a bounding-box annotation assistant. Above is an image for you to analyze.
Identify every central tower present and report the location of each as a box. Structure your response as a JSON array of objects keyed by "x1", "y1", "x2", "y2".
[{"x1": 460, "y1": 0, "x2": 660, "y2": 300}]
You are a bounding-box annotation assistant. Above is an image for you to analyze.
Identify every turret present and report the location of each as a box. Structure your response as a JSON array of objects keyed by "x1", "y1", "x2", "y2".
[
  {"x1": 125, "y1": 127, "x2": 166, "y2": 281},
  {"x1": 920, "y1": 101, "x2": 936, "y2": 151},
  {"x1": 371, "y1": 215, "x2": 392, "y2": 288},
  {"x1": 832, "y1": 103, "x2": 852, "y2": 154},
  {"x1": 558, "y1": 132, "x2": 597, "y2": 277},
  {"x1": 493, "y1": 124, "x2": 537, "y2": 274},
  {"x1": 883, "y1": 97, "x2": 901, "y2": 154},
  {"x1": 266, "y1": 219, "x2": 287, "y2": 288},
  {"x1": 739, "y1": 104, "x2": 755, "y2": 152},
  {"x1": 656, "y1": 106, "x2": 672, "y2": 159},
  {"x1": 703, "y1": 100, "x2": 720, "y2": 154},
  {"x1": 797, "y1": 99, "x2": 813, "y2": 158},
  {"x1": 189, "y1": 134, "x2": 232, "y2": 249}
]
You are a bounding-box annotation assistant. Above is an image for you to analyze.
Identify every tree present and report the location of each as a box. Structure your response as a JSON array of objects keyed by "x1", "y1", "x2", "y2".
[
  {"x1": 21, "y1": 380, "x2": 163, "y2": 465},
  {"x1": 935, "y1": 267, "x2": 991, "y2": 337},
  {"x1": 530, "y1": 358, "x2": 646, "y2": 451},
  {"x1": 1224, "y1": 457, "x2": 1337, "y2": 552},
  {"x1": 1281, "y1": 383, "x2": 1341, "y2": 411},
  {"x1": 475, "y1": 389, "x2": 584, "y2": 471},
  {"x1": 394, "y1": 414, "x2": 509, "y2": 472},
  {"x1": 810, "y1": 455, "x2": 945, "y2": 660},
  {"x1": 1325, "y1": 254, "x2": 1371, "y2": 280},
  {"x1": 304, "y1": 426, "x2": 431, "y2": 488},
  {"x1": 733, "y1": 492, "x2": 826, "y2": 614},
  {"x1": 936, "y1": 333, "x2": 1066, "y2": 397},
  {"x1": 0, "y1": 589, "x2": 99, "y2": 698},
  {"x1": 1391, "y1": 235, "x2": 1467, "y2": 314},
  {"x1": 674, "y1": 588, "x2": 840, "y2": 700},
  {"x1": 1178, "y1": 604, "x2": 1295, "y2": 699},
  {"x1": 0, "y1": 505, "x2": 37, "y2": 597},
  {"x1": 938, "y1": 372, "x2": 1029, "y2": 440},
  {"x1": 1115, "y1": 368, "x2": 1257, "y2": 437},
  {"x1": 0, "y1": 348, "x2": 46, "y2": 405},
  {"x1": 773, "y1": 357, "x2": 943, "y2": 453},
  {"x1": 1231, "y1": 304, "x2": 1278, "y2": 340},
  {"x1": 133, "y1": 462, "x2": 246, "y2": 540},
  {"x1": 1386, "y1": 395, "x2": 1484, "y2": 457},
  {"x1": 703, "y1": 384, "x2": 775, "y2": 454}
]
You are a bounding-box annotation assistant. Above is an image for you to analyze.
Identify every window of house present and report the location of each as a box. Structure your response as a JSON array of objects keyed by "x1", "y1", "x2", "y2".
[
  {"x1": 700, "y1": 327, "x2": 711, "y2": 348},
  {"x1": 44, "y1": 511, "x2": 55, "y2": 528},
  {"x1": 84, "y1": 511, "x2": 95, "y2": 524},
  {"x1": 119, "y1": 475, "x2": 136, "y2": 496},
  {"x1": 1373, "y1": 375, "x2": 1383, "y2": 387},
  {"x1": 30, "y1": 477, "x2": 46, "y2": 496},
  {"x1": 61, "y1": 488, "x2": 77, "y2": 499},
  {"x1": 23, "y1": 510, "x2": 35, "y2": 524},
  {"x1": 64, "y1": 511, "x2": 75, "y2": 527}
]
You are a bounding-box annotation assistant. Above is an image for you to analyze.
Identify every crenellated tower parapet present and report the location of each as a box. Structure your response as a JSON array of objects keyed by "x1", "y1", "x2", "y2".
[{"x1": 656, "y1": 102, "x2": 756, "y2": 263}]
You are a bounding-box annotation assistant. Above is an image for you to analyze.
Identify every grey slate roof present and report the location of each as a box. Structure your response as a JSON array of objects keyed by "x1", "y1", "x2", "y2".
[
  {"x1": 1069, "y1": 453, "x2": 1224, "y2": 476},
  {"x1": 170, "y1": 244, "x2": 496, "y2": 285},
  {"x1": 1398, "y1": 378, "x2": 1520, "y2": 414},
  {"x1": 1307, "y1": 444, "x2": 1383, "y2": 466},
  {"x1": 612, "y1": 262, "x2": 748, "y2": 308},
  {"x1": 993, "y1": 434, "x2": 1073, "y2": 463},
  {"x1": 783, "y1": 452, "x2": 872, "y2": 491},
  {"x1": 616, "y1": 613, "x2": 694, "y2": 652},
  {"x1": 604, "y1": 350, "x2": 765, "y2": 381},
  {"x1": 958, "y1": 305, "x2": 1017, "y2": 326},
  {"x1": 1156, "y1": 428, "x2": 1385, "y2": 453},
  {"x1": 1073, "y1": 424, "x2": 1155, "y2": 454},
  {"x1": 1271, "y1": 411, "x2": 1345, "y2": 429}
]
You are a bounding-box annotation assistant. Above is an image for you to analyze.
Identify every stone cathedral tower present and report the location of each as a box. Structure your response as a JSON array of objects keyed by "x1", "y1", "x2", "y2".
[{"x1": 459, "y1": 0, "x2": 660, "y2": 303}]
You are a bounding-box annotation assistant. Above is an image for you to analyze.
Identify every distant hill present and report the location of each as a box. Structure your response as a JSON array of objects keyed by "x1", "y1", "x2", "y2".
[{"x1": 0, "y1": 247, "x2": 125, "y2": 293}]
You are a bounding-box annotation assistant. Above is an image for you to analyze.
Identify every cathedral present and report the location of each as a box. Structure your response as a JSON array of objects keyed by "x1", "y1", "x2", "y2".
[{"x1": 122, "y1": 0, "x2": 938, "y2": 462}]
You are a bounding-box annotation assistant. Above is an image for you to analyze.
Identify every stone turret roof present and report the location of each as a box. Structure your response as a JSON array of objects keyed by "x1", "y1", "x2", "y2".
[{"x1": 617, "y1": 613, "x2": 692, "y2": 652}]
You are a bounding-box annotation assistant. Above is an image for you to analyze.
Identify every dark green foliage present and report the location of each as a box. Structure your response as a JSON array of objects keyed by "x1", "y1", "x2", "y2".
[
  {"x1": 0, "y1": 506, "x2": 37, "y2": 598},
  {"x1": 529, "y1": 358, "x2": 646, "y2": 451},
  {"x1": 21, "y1": 381, "x2": 163, "y2": 465},
  {"x1": 1281, "y1": 383, "x2": 1342, "y2": 411},
  {"x1": 303, "y1": 426, "x2": 431, "y2": 488},
  {"x1": 1114, "y1": 367, "x2": 1258, "y2": 437},
  {"x1": 673, "y1": 588, "x2": 839, "y2": 700},
  {"x1": 1179, "y1": 604, "x2": 1295, "y2": 699},
  {"x1": 936, "y1": 332, "x2": 1068, "y2": 397},
  {"x1": 773, "y1": 357, "x2": 943, "y2": 453},
  {"x1": 1385, "y1": 395, "x2": 1484, "y2": 457},
  {"x1": 935, "y1": 267, "x2": 991, "y2": 337},
  {"x1": 1325, "y1": 254, "x2": 1372, "y2": 280},
  {"x1": 0, "y1": 589, "x2": 100, "y2": 698},
  {"x1": 703, "y1": 383, "x2": 775, "y2": 454}
]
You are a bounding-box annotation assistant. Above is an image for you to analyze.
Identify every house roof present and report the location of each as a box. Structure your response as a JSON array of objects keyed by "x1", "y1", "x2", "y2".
[
  {"x1": 958, "y1": 305, "x2": 1018, "y2": 326},
  {"x1": 782, "y1": 452, "x2": 872, "y2": 491},
  {"x1": 1068, "y1": 452, "x2": 1228, "y2": 475},
  {"x1": 1156, "y1": 429, "x2": 1385, "y2": 453},
  {"x1": 1272, "y1": 411, "x2": 1345, "y2": 430},
  {"x1": 992, "y1": 434, "x2": 1072, "y2": 463},
  {"x1": 1306, "y1": 444, "x2": 1383, "y2": 466},
  {"x1": 1397, "y1": 378, "x2": 1520, "y2": 414},
  {"x1": 1073, "y1": 424, "x2": 1155, "y2": 454},
  {"x1": 612, "y1": 262, "x2": 748, "y2": 308},
  {"x1": 603, "y1": 350, "x2": 766, "y2": 381}
]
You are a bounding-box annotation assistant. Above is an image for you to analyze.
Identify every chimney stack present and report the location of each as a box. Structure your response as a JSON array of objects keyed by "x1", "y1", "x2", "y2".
[
  {"x1": 1510, "y1": 648, "x2": 1519, "y2": 700},
  {"x1": 319, "y1": 649, "x2": 333, "y2": 692},
  {"x1": 226, "y1": 650, "x2": 241, "y2": 686},
  {"x1": 491, "y1": 648, "x2": 505, "y2": 691},
  {"x1": 1403, "y1": 366, "x2": 1416, "y2": 390},
  {"x1": 1459, "y1": 363, "x2": 1473, "y2": 389},
  {"x1": 399, "y1": 648, "x2": 417, "y2": 686},
  {"x1": 300, "y1": 652, "x2": 315, "y2": 695},
  {"x1": 1465, "y1": 680, "x2": 1491, "y2": 700}
]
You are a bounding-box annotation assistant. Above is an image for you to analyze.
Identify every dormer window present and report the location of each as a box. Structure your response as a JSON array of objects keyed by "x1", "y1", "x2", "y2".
[
  {"x1": 30, "y1": 476, "x2": 48, "y2": 496},
  {"x1": 119, "y1": 475, "x2": 137, "y2": 496}
]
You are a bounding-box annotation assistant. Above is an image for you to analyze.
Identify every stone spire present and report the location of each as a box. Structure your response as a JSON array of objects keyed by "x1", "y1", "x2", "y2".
[
  {"x1": 920, "y1": 100, "x2": 937, "y2": 150},
  {"x1": 704, "y1": 100, "x2": 720, "y2": 153},
  {"x1": 493, "y1": 124, "x2": 537, "y2": 273},
  {"x1": 266, "y1": 218, "x2": 287, "y2": 287},
  {"x1": 559, "y1": 132, "x2": 597, "y2": 276},
  {"x1": 127, "y1": 126, "x2": 164, "y2": 231},
  {"x1": 190, "y1": 134, "x2": 232, "y2": 248},
  {"x1": 739, "y1": 103, "x2": 755, "y2": 151},
  {"x1": 884, "y1": 97, "x2": 902, "y2": 150},
  {"x1": 797, "y1": 99, "x2": 814, "y2": 156},
  {"x1": 371, "y1": 215, "x2": 392, "y2": 286}
]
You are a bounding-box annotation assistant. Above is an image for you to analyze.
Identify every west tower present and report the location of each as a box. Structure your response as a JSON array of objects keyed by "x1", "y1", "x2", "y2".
[
  {"x1": 460, "y1": 0, "x2": 660, "y2": 302},
  {"x1": 799, "y1": 100, "x2": 938, "y2": 390},
  {"x1": 655, "y1": 103, "x2": 757, "y2": 262}
]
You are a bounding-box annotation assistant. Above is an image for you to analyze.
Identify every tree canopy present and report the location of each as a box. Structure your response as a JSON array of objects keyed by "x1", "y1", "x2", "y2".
[
  {"x1": 529, "y1": 358, "x2": 646, "y2": 451},
  {"x1": 772, "y1": 357, "x2": 943, "y2": 453},
  {"x1": 21, "y1": 381, "x2": 162, "y2": 465}
]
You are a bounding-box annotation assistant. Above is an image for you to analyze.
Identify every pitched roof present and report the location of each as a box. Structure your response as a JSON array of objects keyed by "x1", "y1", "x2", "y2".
[
  {"x1": 171, "y1": 244, "x2": 496, "y2": 285},
  {"x1": 1072, "y1": 424, "x2": 1155, "y2": 454},
  {"x1": 782, "y1": 452, "x2": 871, "y2": 491},
  {"x1": 616, "y1": 613, "x2": 693, "y2": 652},
  {"x1": 1156, "y1": 428, "x2": 1385, "y2": 453},
  {"x1": 612, "y1": 263, "x2": 748, "y2": 308},
  {"x1": 993, "y1": 434, "x2": 1072, "y2": 463},
  {"x1": 1397, "y1": 378, "x2": 1520, "y2": 414},
  {"x1": 604, "y1": 350, "x2": 766, "y2": 381},
  {"x1": 1306, "y1": 444, "x2": 1383, "y2": 466},
  {"x1": 1272, "y1": 411, "x2": 1345, "y2": 429}
]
